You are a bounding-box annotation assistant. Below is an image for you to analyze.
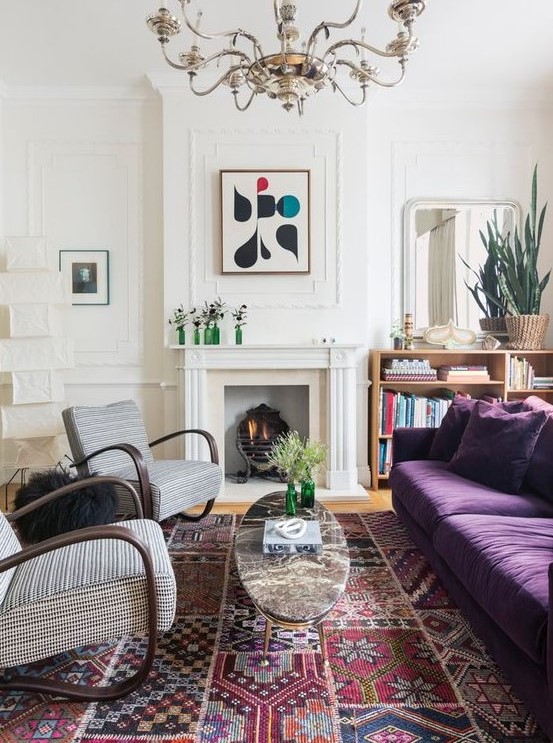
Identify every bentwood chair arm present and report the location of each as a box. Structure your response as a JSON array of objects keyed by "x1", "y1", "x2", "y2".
[
  {"x1": 71, "y1": 443, "x2": 153, "y2": 519},
  {"x1": 6, "y1": 476, "x2": 144, "y2": 524},
  {"x1": 149, "y1": 429, "x2": 220, "y2": 465},
  {"x1": 0, "y1": 521, "x2": 159, "y2": 701}
]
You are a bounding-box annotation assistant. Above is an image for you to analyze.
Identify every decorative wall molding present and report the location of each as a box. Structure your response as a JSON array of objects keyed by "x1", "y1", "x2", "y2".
[
  {"x1": 189, "y1": 128, "x2": 343, "y2": 309},
  {"x1": 27, "y1": 139, "x2": 144, "y2": 367}
]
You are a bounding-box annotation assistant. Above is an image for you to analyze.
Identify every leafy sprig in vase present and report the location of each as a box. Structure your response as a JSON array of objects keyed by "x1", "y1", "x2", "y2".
[
  {"x1": 299, "y1": 439, "x2": 327, "y2": 508},
  {"x1": 232, "y1": 304, "x2": 247, "y2": 345},
  {"x1": 190, "y1": 307, "x2": 202, "y2": 345},
  {"x1": 211, "y1": 297, "x2": 227, "y2": 344},
  {"x1": 169, "y1": 304, "x2": 189, "y2": 345},
  {"x1": 268, "y1": 431, "x2": 305, "y2": 516}
]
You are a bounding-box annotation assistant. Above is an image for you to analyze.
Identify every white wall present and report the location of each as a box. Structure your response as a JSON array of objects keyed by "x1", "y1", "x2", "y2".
[{"x1": 1, "y1": 82, "x2": 553, "y2": 484}]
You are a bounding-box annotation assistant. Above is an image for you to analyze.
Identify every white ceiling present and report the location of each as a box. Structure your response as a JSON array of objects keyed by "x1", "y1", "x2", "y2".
[{"x1": 0, "y1": 0, "x2": 552, "y2": 99}]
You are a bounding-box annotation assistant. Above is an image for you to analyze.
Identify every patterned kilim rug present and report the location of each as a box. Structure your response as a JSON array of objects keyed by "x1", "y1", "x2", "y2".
[{"x1": 0, "y1": 511, "x2": 548, "y2": 742}]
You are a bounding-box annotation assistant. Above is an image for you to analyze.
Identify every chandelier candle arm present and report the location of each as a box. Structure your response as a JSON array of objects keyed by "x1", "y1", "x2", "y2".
[
  {"x1": 305, "y1": 0, "x2": 362, "y2": 58},
  {"x1": 146, "y1": 0, "x2": 428, "y2": 114}
]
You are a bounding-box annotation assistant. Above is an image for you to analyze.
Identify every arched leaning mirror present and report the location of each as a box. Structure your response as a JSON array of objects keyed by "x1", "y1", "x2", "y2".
[{"x1": 403, "y1": 199, "x2": 521, "y2": 337}]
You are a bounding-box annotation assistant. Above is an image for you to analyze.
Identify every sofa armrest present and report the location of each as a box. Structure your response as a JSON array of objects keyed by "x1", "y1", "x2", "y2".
[{"x1": 392, "y1": 427, "x2": 437, "y2": 464}]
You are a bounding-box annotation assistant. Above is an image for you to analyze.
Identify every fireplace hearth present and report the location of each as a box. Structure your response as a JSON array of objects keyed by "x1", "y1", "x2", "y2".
[{"x1": 236, "y1": 403, "x2": 289, "y2": 483}]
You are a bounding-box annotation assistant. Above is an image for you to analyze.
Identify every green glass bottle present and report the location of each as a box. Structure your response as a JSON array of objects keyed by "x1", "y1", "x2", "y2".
[
  {"x1": 204, "y1": 327, "x2": 213, "y2": 345},
  {"x1": 300, "y1": 479, "x2": 315, "y2": 508},
  {"x1": 235, "y1": 327, "x2": 243, "y2": 345},
  {"x1": 193, "y1": 328, "x2": 201, "y2": 345},
  {"x1": 178, "y1": 328, "x2": 185, "y2": 345},
  {"x1": 285, "y1": 483, "x2": 297, "y2": 516},
  {"x1": 212, "y1": 324, "x2": 220, "y2": 344}
]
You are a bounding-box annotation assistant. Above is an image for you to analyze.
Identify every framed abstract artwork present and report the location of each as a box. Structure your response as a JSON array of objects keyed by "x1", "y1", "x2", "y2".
[
  {"x1": 59, "y1": 250, "x2": 110, "y2": 305},
  {"x1": 220, "y1": 169, "x2": 310, "y2": 274}
]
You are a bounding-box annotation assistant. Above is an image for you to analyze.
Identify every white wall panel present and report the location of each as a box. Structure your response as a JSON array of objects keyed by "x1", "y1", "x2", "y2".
[{"x1": 28, "y1": 140, "x2": 143, "y2": 366}]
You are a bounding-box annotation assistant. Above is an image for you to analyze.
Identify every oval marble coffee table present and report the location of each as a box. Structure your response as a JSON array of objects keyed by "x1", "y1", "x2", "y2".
[{"x1": 235, "y1": 491, "x2": 350, "y2": 665}]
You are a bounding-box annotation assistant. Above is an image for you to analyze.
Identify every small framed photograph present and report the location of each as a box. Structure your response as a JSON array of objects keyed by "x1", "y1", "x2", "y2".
[
  {"x1": 220, "y1": 169, "x2": 310, "y2": 274},
  {"x1": 59, "y1": 250, "x2": 110, "y2": 305}
]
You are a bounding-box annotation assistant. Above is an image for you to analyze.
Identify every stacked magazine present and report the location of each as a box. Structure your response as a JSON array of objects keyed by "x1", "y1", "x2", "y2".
[{"x1": 382, "y1": 358, "x2": 437, "y2": 381}]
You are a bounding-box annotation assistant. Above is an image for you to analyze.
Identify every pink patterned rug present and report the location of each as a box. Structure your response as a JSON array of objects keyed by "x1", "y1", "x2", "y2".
[{"x1": 0, "y1": 511, "x2": 547, "y2": 742}]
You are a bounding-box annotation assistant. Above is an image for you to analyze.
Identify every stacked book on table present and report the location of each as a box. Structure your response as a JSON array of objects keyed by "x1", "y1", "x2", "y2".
[
  {"x1": 382, "y1": 358, "x2": 437, "y2": 381},
  {"x1": 437, "y1": 365, "x2": 490, "y2": 383}
]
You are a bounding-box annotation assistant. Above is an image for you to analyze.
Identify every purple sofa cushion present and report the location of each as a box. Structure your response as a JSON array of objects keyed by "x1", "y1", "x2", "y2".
[
  {"x1": 389, "y1": 459, "x2": 553, "y2": 536},
  {"x1": 434, "y1": 513, "x2": 553, "y2": 665},
  {"x1": 428, "y1": 397, "x2": 527, "y2": 462},
  {"x1": 521, "y1": 396, "x2": 553, "y2": 500},
  {"x1": 447, "y1": 401, "x2": 547, "y2": 493}
]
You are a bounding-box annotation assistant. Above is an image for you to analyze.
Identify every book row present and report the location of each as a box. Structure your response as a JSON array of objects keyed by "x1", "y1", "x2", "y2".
[{"x1": 379, "y1": 389, "x2": 453, "y2": 435}]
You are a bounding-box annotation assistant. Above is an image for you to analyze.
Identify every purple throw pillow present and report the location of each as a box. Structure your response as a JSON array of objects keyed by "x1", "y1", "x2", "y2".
[
  {"x1": 447, "y1": 401, "x2": 548, "y2": 494},
  {"x1": 521, "y1": 396, "x2": 553, "y2": 498},
  {"x1": 428, "y1": 396, "x2": 527, "y2": 462}
]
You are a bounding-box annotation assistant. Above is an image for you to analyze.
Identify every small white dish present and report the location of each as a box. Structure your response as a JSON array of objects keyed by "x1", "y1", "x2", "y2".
[{"x1": 274, "y1": 518, "x2": 307, "y2": 540}]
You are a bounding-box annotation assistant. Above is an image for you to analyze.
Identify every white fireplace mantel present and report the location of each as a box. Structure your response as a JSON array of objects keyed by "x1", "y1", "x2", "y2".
[{"x1": 172, "y1": 344, "x2": 362, "y2": 499}]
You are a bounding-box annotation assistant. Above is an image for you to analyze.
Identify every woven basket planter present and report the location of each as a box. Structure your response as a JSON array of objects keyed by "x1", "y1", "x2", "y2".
[
  {"x1": 505, "y1": 314, "x2": 550, "y2": 350},
  {"x1": 479, "y1": 317, "x2": 508, "y2": 334}
]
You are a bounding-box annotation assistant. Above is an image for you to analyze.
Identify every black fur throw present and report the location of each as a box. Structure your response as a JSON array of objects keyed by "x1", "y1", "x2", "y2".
[{"x1": 14, "y1": 469, "x2": 118, "y2": 544}]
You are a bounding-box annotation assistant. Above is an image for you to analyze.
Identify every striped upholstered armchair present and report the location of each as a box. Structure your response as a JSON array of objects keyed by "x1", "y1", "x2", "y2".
[
  {"x1": 0, "y1": 476, "x2": 176, "y2": 700},
  {"x1": 62, "y1": 399, "x2": 222, "y2": 522}
]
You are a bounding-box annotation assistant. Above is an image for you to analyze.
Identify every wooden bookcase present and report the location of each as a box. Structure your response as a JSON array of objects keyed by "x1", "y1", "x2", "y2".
[{"x1": 369, "y1": 348, "x2": 553, "y2": 490}]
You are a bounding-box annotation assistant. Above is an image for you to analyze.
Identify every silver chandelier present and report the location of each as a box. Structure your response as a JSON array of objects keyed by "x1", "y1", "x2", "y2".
[{"x1": 147, "y1": 0, "x2": 427, "y2": 115}]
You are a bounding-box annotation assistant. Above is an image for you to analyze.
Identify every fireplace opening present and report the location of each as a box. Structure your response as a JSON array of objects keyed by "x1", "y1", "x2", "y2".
[
  {"x1": 235, "y1": 403, "x2": 289, "y2": 483},
  {"x1": 224, "y1": 384, "x2": 310, "y2": 482}
]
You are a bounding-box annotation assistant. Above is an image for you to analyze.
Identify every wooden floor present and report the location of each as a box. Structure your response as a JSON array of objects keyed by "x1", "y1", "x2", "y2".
[{"x1": 4, "y1": 483, "x2": 392, "y2": 515}]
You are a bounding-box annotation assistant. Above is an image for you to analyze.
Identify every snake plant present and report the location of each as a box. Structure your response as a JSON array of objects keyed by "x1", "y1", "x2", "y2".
[
  {"x1": 495, "y1": 165, "x2": 550, "y2": 315},
  {"x1": 465, "y1": 165, "x2": 550, "y2": 317},
  {"x1": 460, "y1": 211, "x2": 509, "y2": 319}
]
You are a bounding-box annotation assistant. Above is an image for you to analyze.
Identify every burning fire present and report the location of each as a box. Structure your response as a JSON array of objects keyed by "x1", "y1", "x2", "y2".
[{"x1": 247, "y1": 418, "x2": 270, "y2": 440}]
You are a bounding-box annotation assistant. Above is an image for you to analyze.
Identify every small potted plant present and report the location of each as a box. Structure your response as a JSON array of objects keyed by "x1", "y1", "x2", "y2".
[
  {"x1": 389, "y1": 319, "x2": 405, "y2": 350},
  {"x1": 231, "y1": 304, "x2": 248, "y2": 345},
  {"x1": 169, "y1": 304, "x2": 189, "y2": 345}
]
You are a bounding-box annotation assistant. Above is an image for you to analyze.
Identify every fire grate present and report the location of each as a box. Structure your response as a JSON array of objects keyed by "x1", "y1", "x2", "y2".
[{"x1": 235, "y1": 403, "x2": 289, "y2": 483}]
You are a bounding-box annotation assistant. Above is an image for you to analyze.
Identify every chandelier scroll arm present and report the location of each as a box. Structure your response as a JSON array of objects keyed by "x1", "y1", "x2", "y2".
[
  {"x1": 305, "y1": 0, "x2": 362, "y2": 58},
  {"x1": 334, "y1": 58, "x2": 407, "y2": 88},
  {"x1": 161, "y1": 46, "x2": 251, "y2": 73},
  {"x1": 331, "y1": 76, "x2": 368, "y2": 107},
  {"x1": 188, "y1": 64, "x2": 249, "y2": 96},
  {"x1": 324, "y1": 29, "x2": 416, "y2": 62},
  {"x1": 232, "y1": 89, "x2": 257, "y2": 111},
  {"x1": 179, "y1": 0, "x2": 265, "y2": 59}
]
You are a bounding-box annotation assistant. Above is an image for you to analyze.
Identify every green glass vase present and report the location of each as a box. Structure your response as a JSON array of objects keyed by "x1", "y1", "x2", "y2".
[
  {"x1": 285, "y1": 483, "x2": 297, "y2": 516},
  {"x1": 235, "y1": 327, "x2": 243, "y2": 345},
  {"x1": 300, "y1": 479, "x2": 315, "y2": 508},
  {"x1": 178, "y1": 328, "x2": 185, "y2": 345},
  {"x1": 212, "y1": 324, "x2": 220, "y2": 345},
  {"x1": 193, "y1": 328, "x2": 201, "y2": 345},
  {"x1": 204, "y1": 327, "x2": 213, "y2": 345}
]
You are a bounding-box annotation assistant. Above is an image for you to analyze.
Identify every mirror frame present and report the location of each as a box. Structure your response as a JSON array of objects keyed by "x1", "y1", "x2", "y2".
[{"x1": 403, "y1": 197, "x2": 521, "y2": 337}]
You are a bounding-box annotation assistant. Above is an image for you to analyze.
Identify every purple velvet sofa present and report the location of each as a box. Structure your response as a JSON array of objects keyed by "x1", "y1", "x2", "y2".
[{"x1": 390, "y1": 395, "x2": 553, "y2": 738}]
